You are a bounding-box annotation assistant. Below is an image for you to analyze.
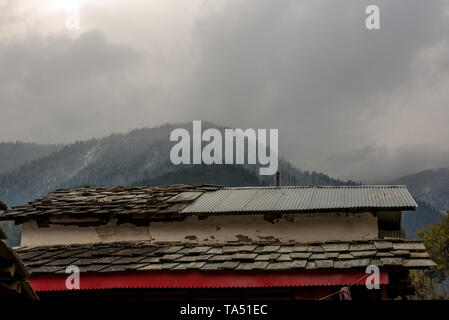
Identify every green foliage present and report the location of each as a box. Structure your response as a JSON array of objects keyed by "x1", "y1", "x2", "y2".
[
  {"x1": 411, "y1": 211, "x2": 449, "y2": 299},
  {"x1": 410, "y1": 269, "x2": 447, "y2": 300},
  {"x1": 417, "y1": 212, "x2": 449, "y2": 275}
]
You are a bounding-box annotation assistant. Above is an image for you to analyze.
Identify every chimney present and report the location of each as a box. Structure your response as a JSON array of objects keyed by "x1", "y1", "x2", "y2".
[{"x1": 275, "y1": 172, "x2": 280, "y2": 187}]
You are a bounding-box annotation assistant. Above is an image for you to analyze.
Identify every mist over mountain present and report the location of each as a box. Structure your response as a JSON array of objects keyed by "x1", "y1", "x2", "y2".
[
  {"x1": 387, "y1": 168, "x2": 449, "y2": 238},
  {"x1": 0, "y1": 142, "x2": 63, "y2": 175},
  {"x1": 0, "y1": 122, "x2": 352, "y2": 209},
  {"x1": 0, "y1": 124, "x2": 179, "y2": 207},
  {"x1": 402, "y1": 200, "x2": 445, "y2": 238},
  {"x1": 391, "y1": 167, "x2": 449, "y2": 214}
]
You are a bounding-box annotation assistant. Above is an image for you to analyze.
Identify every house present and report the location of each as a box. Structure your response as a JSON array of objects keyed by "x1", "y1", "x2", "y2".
[
  {"x1": 0, "y1": 184, "x2": 436, "y2": 300},
  {"x1": 0, "y1": 224, "x2": 38, "y2": 299}
]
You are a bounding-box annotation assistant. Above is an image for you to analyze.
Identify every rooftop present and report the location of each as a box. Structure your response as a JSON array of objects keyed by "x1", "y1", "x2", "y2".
[
  {"x1": 0, "y1": 226, "x2": 38, "y2": 299},
  {"x1": 182, "y1": 185, "x2": 418, "y2": 214},
  {"x1": 0, "y1": 184, "x2": 222, "y2": 225},
  {"x1": 0, "y1": 185, "x2": 417, "y2": 226},
  {"x1": 18, "y1": 239, "x2": 434, "y2": 276}
]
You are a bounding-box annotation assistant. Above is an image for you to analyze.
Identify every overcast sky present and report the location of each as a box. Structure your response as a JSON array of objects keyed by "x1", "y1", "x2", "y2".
[{"x1": 1, "y1": 0, "x2": 449, "y2": 182}]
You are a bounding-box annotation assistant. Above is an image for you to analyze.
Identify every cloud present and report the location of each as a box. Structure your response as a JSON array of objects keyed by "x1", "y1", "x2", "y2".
[
  {"x1": 0, "y1": 28, "x2": 146, "y2": 142},
  {"x1": 1, "y1": 0, "x2": 449, "y2": 181},
  {"x1": 176, "y1": 0, "x2": 449, "y2": 181}
]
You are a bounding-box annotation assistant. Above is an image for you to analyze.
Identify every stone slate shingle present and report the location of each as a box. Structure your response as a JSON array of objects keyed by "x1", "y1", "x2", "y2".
[
  {"x1": 16, "y1": 239, "x2": 436, "y2": 275},
  {"x1": 0, "y1": 185, "x2": 222, "y2": 225}
]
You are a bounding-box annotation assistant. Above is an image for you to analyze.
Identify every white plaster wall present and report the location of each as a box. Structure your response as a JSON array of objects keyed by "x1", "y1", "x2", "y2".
[
  {"x1": 149, "y1": 213, "x2": 378, "y2": 243},
  {"x1": 20, "y1": 212, "x2": 378, "y2": 247},
  {"x1": 21, "y1": 221, "x2": 101, "y2": 247}
]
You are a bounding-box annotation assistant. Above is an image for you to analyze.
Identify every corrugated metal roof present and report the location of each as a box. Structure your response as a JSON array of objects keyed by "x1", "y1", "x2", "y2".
[{"x1": 181, "y1": 185, "x2": 418, "y2": 214}]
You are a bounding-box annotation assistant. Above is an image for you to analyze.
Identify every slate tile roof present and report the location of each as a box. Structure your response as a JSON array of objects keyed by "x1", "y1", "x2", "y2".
[
  {"x1": 0, "y1": 226, "x2": 38, "y2": 299},
  {"x1": 0, "y1": 184, "x2": 222, "y2": 225},
  {"x1": 17, "y1": 239, "x2": 436, "y2": 275}
]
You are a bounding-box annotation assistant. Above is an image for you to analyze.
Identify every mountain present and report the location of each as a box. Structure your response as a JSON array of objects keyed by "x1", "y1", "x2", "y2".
[
  {"x1": 389, "y1": 167, "x2": 449, "y2": 237},
  {"x1": 391, "y1": 167, "x2": 449, "y2": 213},
  {"x1": 402, "y1": 200, "x2": 444, "y2": 238},
  {"x1": 132, "y1": 162, "x2": 355, "y2": 188},
  {"x1": 0, "y1": 122, "x2": 354, "y2": 208},
  {"x1": 132, "y1": 164, "x2": 267, "y2": 187},
  {"x1": 0, "y1": 142, "x2": 63, "y2": 175},
  {"x1": 0, "y1": 124, "x2": 180, "y2": 207}
]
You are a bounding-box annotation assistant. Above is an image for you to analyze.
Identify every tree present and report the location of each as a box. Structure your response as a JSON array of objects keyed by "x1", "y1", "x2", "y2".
[{"x1": 410, "y1": 211, "x2": 449, "y2": 299}]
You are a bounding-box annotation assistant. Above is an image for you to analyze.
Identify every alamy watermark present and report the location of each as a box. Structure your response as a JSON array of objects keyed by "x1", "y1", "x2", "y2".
[
  {"x1": 365, "y1": 5, "x2": 380, "y2": 30},
  {"x1": 365, "y1": 264, "x2": 380, "y2": 289},
  {"x1": 58, "y1": 0, "x2": 83, "y2": 30},
  {"x1": 59, "y1": 3, "x2": 380, "y2": 31},
  {"x1": 170, "y1": 121, "x2": 278, "y2": 175},
  {"x1": 65, "y1": 264, "x2": 80, "y2": 290}
]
